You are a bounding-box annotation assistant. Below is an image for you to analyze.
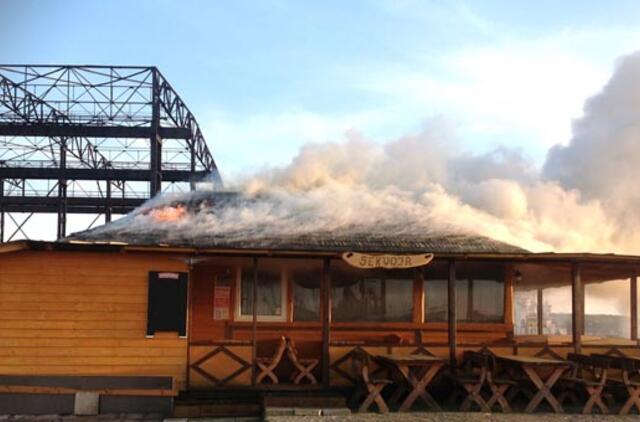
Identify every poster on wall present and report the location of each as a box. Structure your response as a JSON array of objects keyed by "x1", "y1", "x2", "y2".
[{"x1": 213, "y1": 270, "x2": 232, "y2": 320}]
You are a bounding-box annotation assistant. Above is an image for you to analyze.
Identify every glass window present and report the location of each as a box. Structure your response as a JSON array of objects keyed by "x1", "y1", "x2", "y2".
[
  {"x1": 585, "y1": 278, "x2": 630, "y2": 339},
  {"x1": 291, "y1": 263, "x2": 322, "y2": 322},
  {"x1": 331, "y1": 262, "x2": 414, "y2": 322},
  {"x1": 542, "y1": 285, "x2": 572, "y2": 335},
  {"x1": 424, "y1": 262, "x2": 505, "y2": 323},
  {"x1": 514, "y1": 289, "x2": 539, "y2": 335},
  {"x1": 239, "y1": 265, "x2": 284, "y2": 319}
]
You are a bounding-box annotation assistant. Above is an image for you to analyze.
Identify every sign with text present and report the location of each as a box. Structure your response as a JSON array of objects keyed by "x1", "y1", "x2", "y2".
[{"x1": 342, "y1": 252, "x2": 434, "y2": 269}]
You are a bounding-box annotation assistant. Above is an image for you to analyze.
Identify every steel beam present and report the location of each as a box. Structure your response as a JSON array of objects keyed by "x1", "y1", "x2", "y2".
[
  {"x1": 0, "y1": 125, "x2": 190, "y2": 139},
  {"x1": 0, "y1": 167, "x2": 210, "y2": 182},
  {"x1": 0, "y1": 64, "x2": 221, "y2": 240}
]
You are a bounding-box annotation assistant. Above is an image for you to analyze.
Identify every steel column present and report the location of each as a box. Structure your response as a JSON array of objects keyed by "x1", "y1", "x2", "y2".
[
  {"x1": 150, "y1": 68, "x2": 162, "y2": 197},
  {"x1": 57, "y1": 138, "x2": 67, "y2": 239},
  {"x1": 105, "y1": 180, "x2": 112, "y2": 223}
]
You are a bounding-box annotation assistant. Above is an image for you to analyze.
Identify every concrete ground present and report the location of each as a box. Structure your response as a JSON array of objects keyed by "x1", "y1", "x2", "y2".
[
  {"x1": 266, "y1": 413, "x2": 640, "y2": 422},
  {"x1": 3, "y1": 413, "x2": 640, "y2": 422}
]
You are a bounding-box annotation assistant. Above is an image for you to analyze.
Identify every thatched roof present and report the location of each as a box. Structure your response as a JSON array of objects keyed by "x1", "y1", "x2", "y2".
[
  {"x1": 69, "y1": 228, "x2": 528, "y2": 254},
  {"x1": 66, "y1": 191, "x2": 529, "y2": 254}
]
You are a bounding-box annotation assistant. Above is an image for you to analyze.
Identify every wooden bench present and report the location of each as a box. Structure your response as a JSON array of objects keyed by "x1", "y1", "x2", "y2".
[
  {"x1": 350, "y1": 349, "x2": 392, "y2": 413},
  {"x1": 286, "y1": 338, "x2": 319, "y2": 385},
  {"x1": 255, "y1": 336, "x2": 288, "y2": 384},
  {"x1": 449, "y1": 351, "x2": 490, "y2": 412},
  {"x1": 558, "y1": 353, "x2": 611, "y2": 414},
  {"x1": 592, "y1": 353, "x2": 640, "y2": 415}
]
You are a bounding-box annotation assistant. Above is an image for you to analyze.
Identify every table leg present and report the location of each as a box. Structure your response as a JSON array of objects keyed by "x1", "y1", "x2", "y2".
[
  {"x1": 397, "y1": 363, "x2": 442, "y2": 412},
  {"x1": 523, "y1": 366, "x2": 566, "y2": 413}
]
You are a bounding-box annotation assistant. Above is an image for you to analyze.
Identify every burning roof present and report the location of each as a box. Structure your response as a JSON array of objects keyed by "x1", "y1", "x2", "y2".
[{"x1": 66, "y1": 190, "x2": 529, "y2": 254}]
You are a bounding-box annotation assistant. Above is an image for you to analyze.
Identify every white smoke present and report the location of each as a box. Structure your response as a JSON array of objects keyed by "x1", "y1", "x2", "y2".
[
  {"x1": 116, "y1": 49, "x2": 640, "y2": 255},
  {"x1": 544, "y1": 51, "x2": 640, "y2": 250},
  {"x1": 91, "y1": 51, "x2": 640, "y2": 316}
]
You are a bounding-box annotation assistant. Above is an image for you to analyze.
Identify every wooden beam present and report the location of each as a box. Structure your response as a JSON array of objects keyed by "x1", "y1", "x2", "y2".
[
  {"x1": 537, "y1": 288, "x2": 544, "y2": 335},
  {"x1": 631, "y1": 273, "x2": 638, "y2": 341},
  {"x1": 251, "y1": 257, "x2": 258, "y2": 385},
  {"x1": 447, "y1": 259, "x2": 457, "y2": 366},
  {"x1": 571, "y1": 262, "x2": 583, "y2": 353},
  {"x1": 321, "y1": 258, "x2": 331, "y2": 388},
  {"x1": 0, "y1": 385, "x2": 178, "y2": 397}
]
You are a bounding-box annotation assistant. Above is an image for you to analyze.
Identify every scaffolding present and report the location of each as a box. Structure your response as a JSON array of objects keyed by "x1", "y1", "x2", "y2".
[{"x1": 0, "y1": 65, "x2": 221, "y2": 240}]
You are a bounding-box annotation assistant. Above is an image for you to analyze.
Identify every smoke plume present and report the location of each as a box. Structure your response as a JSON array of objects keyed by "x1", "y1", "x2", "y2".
[{"x1": 89, "y1": 51, "x2": 640, "y2": 315}]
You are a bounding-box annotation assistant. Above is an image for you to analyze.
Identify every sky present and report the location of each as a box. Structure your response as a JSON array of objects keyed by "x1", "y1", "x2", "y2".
[
  {"x1": 2, "y1": 0, "x2": 640, "y2": 178},
  {"x1": 3, "y1": 1, "x2": 640, "y2": 318}
]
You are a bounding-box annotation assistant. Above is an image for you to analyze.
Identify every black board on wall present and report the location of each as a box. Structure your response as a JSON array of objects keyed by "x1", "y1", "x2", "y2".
[{"x1": 146, "y1": 271, "x2": 188, "y2": 337}]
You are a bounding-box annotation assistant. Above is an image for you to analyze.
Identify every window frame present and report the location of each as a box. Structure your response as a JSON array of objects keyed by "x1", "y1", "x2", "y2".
[
  {"x1": 423, "y1": 262, "x2": 507, "y2": 324},
  {"x1": 291, "y1": 270, "x2": 322, "y2": 322},
  {"x1": 234, "y1": 266, "x2": 288, "y2": 322},
  {"x1": 330, "y1": 269, "x2": 415, "y2": 323}
]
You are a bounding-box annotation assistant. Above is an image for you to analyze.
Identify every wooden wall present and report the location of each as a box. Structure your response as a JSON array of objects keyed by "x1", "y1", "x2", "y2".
[
  {"x1": 0, "y1": 250, "x2": 189, "y2": 389},
  {"x1": 190, "y1": 261, "x2": 514, "y2": 345}
]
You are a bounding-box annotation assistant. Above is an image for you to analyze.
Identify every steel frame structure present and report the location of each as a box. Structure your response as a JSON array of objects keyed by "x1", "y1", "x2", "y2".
[{"x1": 0, "y1": 65, "x2": 221, "y2": 241}]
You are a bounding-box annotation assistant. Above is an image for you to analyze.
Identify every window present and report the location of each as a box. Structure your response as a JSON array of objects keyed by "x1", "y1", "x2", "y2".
[
  {"x1": 236, "y1": 260, "x2": 287, "y2": 321},
  {"x1": 331, "y1": 261, "x2": 414, "y2": 322},
  {"x1": 291, "y1": 262, "x2": 322, "y2": 321},
  {"x1": 424, "y1": 262, "x2": 505, "y2": 323},
  {"x1": 147, "y1": 271, "x2": 188, "y2": 336}
]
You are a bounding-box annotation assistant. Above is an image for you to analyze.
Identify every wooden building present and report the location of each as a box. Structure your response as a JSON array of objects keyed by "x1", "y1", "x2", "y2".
[{"x1": 1, "y1": 196, "x2": 640, "y2": 414}]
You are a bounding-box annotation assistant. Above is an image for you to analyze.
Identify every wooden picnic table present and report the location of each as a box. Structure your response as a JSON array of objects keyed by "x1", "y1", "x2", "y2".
[
  {"x1": 496, "y1": 354, "x2": 570, "y2": 413},
  {"x1": 375, "y1": 354, "x2": 446, "y2": 412}
]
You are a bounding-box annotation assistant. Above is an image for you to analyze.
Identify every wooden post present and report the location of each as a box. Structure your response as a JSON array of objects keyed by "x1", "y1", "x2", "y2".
[
  {"x1": 251, "y1": 257, "x2": 258, "y2": 385},
  {"x1": 467, "y1": 279, "x2": 474, "y2": 322},
  {"x1": 631, "y1": 272, "x2": 638, "y2": 341},
  {"x1": 580, "y1": 281, "x2": 586, "y2": 335},
  {"x1": 321, "y1": 258, "x2": 331, "y2": 388},
  {"x1": 413, "y1": 268, "x2": 424, "y2": 323},
  {"x1": 447, "y1": 259, "x2": 457, "y2": 366},
  {"x1": 537, "y1": 288, "x2": 544, "y2": 335},
  {"x1": 503, "y1": 265, "x2": 514, "y2": 326},
  {"x1": 571, "y1": 263, "x2": 583, "y2": 353}
]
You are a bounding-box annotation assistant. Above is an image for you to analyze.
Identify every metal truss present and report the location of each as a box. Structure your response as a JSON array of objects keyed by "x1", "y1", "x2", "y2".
[{"x1": 0, "y1": 65, "x2": 221, "y2": 241}]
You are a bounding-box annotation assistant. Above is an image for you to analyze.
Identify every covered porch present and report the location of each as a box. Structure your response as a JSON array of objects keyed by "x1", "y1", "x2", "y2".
[{"x1": 185, "y1": 251, "x2": 640, "y2": 392}]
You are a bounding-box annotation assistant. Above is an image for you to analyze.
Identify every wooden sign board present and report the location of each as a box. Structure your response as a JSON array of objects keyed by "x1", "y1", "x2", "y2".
[{"x1": 342, "y1": 252, "x2": 434, "y2": 269}]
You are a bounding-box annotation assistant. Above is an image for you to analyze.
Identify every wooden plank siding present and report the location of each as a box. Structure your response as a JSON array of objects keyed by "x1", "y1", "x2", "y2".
[{"x1": 0, "y1": 250, "x2": 189, "y2": 389}]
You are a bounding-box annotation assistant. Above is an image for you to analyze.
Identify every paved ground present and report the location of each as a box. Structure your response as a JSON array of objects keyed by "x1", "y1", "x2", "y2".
[
  {"x1": 3, "y1": 413, "x2": 640, "y2": 422},
  {"x1": 267, "y1": 413, "x2": 640, "y2": 422}
]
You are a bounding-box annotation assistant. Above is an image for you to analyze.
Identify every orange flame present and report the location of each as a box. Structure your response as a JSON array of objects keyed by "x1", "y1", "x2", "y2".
[{"x1": 150, "y1": 205, "x2": 187, "y2": 222}]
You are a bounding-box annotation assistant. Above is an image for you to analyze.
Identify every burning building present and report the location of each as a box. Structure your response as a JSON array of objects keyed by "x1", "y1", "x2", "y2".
[{"x1": 1, "y1": 190, "x2": 639, "y2": 415}]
